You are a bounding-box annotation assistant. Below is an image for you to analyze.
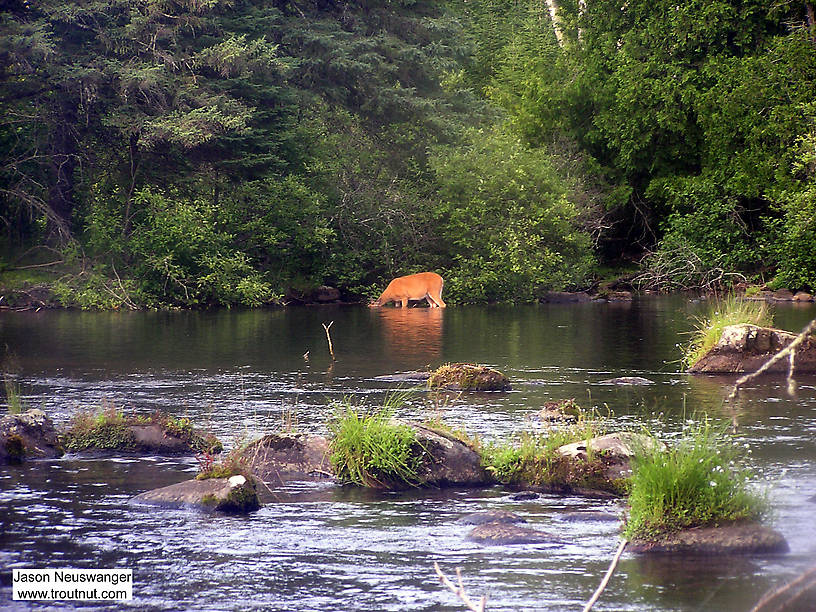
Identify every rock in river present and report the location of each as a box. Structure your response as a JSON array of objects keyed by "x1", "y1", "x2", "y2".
[
  {"x1": 628, "y1": 523, "x2": 789, "y2": 556},
  {"x1": 468, "y1": 522, "x2": 562, "y2": 545},
  {"x1": 598, "y1": 376, "x2": 654, "y2": 386},
  {"x1": 688, "y1": 324, "x2": 816, "y2": 374},
  {"x1": 427, "y1": 363, "x2": 511, "y2": 392},
  {"x1": 1, "y1": 409, "x2": 63, "y2": 464},
  {"x1": 558, "y1": 432, "x2": 666, "y2": 480},
  {"x1": 133, "y1": 474, "x2": 260, "y2": 514},
  {"x1": 238, "y1": 433, "x2": 335, "y2": 485},
  {"x1": 410, "y1": 422, "x2": 489, "y2": 487}
]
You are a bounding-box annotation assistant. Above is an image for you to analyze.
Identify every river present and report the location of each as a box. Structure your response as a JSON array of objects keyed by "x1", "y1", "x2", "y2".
[{"x1": 1, "y1": 296, "x2": 815, "y2": 611}]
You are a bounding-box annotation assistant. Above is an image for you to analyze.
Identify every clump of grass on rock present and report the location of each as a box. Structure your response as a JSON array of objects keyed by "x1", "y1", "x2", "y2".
[
  {"x1": 481, "y1": 406, "x2": 625, "y2": 494},
  {"x1": 427, "y1": 363, "x2": 510, "y2": 391},
  {"x1": 328, "y1": 398, "x2": 426, "y2": 489},
  {"x1": 624, "y1": 420, "x2": 766, "y2": 541},
  {"x1": 683, "y1": 295, "x2": 773, "y2": 369},
  {"x1": 62, "y1": 405, "x2": 222, "y2": 454}
]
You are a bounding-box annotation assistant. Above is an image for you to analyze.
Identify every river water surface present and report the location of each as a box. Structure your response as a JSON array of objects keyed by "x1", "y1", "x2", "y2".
[{"x1": 1, "y1": 297, "x2": 815, "y2": 611}]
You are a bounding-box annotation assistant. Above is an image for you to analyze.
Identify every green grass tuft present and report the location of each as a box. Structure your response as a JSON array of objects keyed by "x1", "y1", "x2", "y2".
[
  {"x1": 683, "y1": 295, "x2": 773, "y2": 369},
  {"x1": 624, "y1": 420, "x2": 766, "y2": 540},
  {"x1": 3, "y1": 377, "x2": 25, "y2": 415},
  {"x1": 328, "y1": 396, "x2": 426, "y2": 489}
]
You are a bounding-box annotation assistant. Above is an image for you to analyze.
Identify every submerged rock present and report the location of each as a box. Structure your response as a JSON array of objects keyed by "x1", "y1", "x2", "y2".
[
  {"x1": 558, "y1": 511, "x2": 621, "y2": 523},
  {"x1": 598, "y1": 377, "x2": 654, "y2": 386},
  {"x1": 509, "y1": 491, "x2": 540, "y2": 501},
  {"x1": 427, "y1": 363, "x2": 511, "y2": 392},
  {"x1": 539, "y1": 291, "x2": 592, "y2": 303},
  {"x1": 133, "y1": 474, "x2": 260, "y2": 514},
  {"x1": 372, "y1": 371, "x2": 431, "y2": 383},
  {"x1": 688, "y1": 324, "x2": 816, "y2": 374},
  {"x1": 239, "y1": 433, "x2": 334, "y2": 485},
  {"x1": 459, "y1": 510, "x2": 526, "y2": 525},
  {"x1": 468, "y1": 522, "x2": 562, "y2": 545},
  {"x1": 628, "y1": 523, "x2": 789, "y2": 555},
  {"x1": 0, "y1": 409, "x2": 63, "y2": 464}
]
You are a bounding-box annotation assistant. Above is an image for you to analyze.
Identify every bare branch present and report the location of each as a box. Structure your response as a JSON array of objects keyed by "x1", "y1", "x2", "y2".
[
  {"x1": 727, "y1": 318, "x2": 816, "y2": 402},
  {"x1": 433, "y1": 562, "x2": 487, "y2": 612},
  {"x1": 582, "y1": 539, "x2": 628, "y2": 612}
]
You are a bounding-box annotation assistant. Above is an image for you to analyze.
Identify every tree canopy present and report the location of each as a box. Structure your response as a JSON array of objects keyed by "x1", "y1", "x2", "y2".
[{"x1": 1, "y1": 0, "x2": 815, "y2": 307}]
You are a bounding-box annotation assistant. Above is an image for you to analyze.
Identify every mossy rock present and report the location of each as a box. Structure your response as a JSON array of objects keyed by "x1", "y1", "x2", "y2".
[
  {"x1": 688, "y1": 324, "x2": 816, "y2": 374},
  {"x1": 427, "y1": 363, "x2": 511, "y2": 392},
  {"x1": 133, "y1": 475, "x2": 260, "y2": 514},
  {"x1": 467, "y1": 522, "x2": 563, "y2": 545},
  {"x1": 61, "y1": 410, "x2": 222, "y2": 456},
  {"x1": 628, "y1": 523, "x2": 789, "y2": 555},
  {"x1": 0, "y1": 409, "x2": 64, "y2": 465}
]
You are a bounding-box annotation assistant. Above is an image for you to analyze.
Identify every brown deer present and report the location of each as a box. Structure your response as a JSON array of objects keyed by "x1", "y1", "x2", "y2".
[{"x1": 369, "y1": 272, "x2": 446, "y2": 308}]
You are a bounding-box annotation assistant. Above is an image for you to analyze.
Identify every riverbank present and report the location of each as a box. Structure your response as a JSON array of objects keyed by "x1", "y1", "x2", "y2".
[{"x1": 2, "y1": 264, "x2": 812, "y2": 312}]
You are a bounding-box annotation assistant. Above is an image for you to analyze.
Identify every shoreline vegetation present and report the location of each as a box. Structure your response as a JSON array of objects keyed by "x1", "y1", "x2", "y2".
[
  {"x1": 1, "y1": 269, "x2": 815, "y2": 312},
  {"x1": 2, "y1": 2, "x2": 815, "y2": 312}
]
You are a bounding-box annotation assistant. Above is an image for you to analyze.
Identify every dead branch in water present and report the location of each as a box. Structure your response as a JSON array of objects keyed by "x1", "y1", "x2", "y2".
[
  {"x1": 749, "y1": 564, "x2": 816, "y2": 612},
  {"x1": 727, "y1": 317, "x2": 816, "y2": 402},
  {"x1": 582, "y1": 538, "x2": 628, "y2": 612},
  {"x1": 322, "y1": 321, "x2": 336, "y2": 361},
  {"x1": 433, "y1": 562, "x2": 486, "y2": 612}
]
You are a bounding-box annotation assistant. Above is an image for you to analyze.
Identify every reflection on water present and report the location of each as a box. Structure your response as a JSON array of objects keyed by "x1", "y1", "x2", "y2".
[
  {"x1": 0, "y1": 296, "x2": 815, "y2": 611},
  {"x1": 374, "y1": 308, "x2": 443, "y2": 362}
]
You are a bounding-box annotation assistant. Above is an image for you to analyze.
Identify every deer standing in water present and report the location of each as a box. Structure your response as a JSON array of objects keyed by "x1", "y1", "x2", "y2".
[{"x1": 369, "y1": 272, "x2": 446, "y2": 308}]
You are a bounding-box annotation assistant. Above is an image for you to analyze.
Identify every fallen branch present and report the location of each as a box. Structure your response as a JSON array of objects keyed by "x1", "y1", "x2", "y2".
[
  {"x1": 582, "y1": 538, "x2": 628, "y2": 612},
  {"x1": 433, "y1": 562, "x2": 487, "y2": 612},
  {"x1": 749, "y1": 564, "x2": 816, "y2": 612},
  {"x1": 322, "y1": 321, "x2": 336, "y2": 361},
  {"x1": 727, "y1": 317, "x2": 816, "y2": 402}
]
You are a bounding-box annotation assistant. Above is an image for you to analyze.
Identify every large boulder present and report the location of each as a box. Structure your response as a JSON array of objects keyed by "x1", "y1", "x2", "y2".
[
  {"x1": 0, "y1": 409, "x2": 63, "y2": 464},
  {"x1": 132, "y1": 475, "x2": 260, "y2": 514},
  {"x1": 628, "y1": 523, "x2": 789, "y2": 555},
  {"x1": 410, "y1": 423, "x2": 489, "y2": 487},
  {"x1": 427, "y1": 363, "x2": 511, "y2": 392},
  {"x1": 238, "y1": 433, "x2": 335, "y2": 485},
  {"x1": 688, "y1": 324, "x2": 816, "y2": 374},
  {"x1": 557, "y1": 432, "x2": 665, "y2": 480}
]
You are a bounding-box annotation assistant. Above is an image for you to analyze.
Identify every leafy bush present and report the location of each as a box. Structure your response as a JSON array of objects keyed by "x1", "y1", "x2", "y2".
[{"x1": 624, "y1": 421, "x2": 766, "y2": 540}]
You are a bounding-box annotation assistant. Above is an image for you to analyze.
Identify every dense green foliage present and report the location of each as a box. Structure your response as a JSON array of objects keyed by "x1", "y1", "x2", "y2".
[
  {"x1": 624, "y1": 421, "x2": 766, "y2": 539},
  {"x1": 2, "y1": 0, "x2": 815, "y2": 306},
  {"x1": 465, "y1": 0, "x2": 816, "y2": 290}
]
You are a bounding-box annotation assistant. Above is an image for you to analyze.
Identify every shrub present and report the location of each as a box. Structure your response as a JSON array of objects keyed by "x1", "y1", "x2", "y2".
[
  {"x1": 431, "y1": 128, "x2": 595, "y2": 303},
  {"x1": 624, "y1": 421, "x2": 766, "y2": 540}
]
